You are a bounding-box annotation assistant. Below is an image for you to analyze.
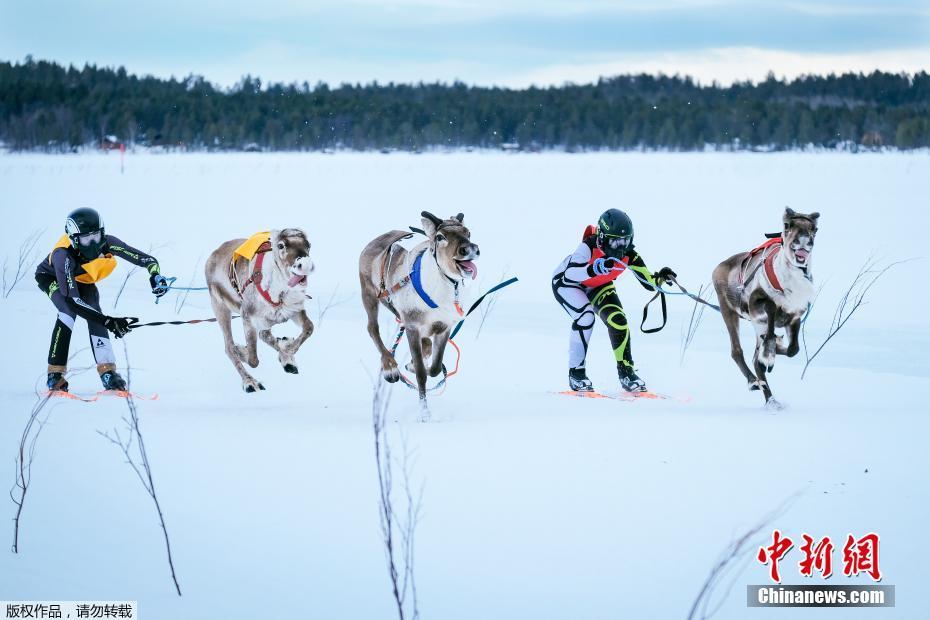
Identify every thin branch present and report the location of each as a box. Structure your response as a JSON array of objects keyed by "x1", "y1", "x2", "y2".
[
  {"x1": 680, "y1": 283, "x2": 710, "y2": 365},
  {"x1": 113, "y1": 243, "x2": 167, "y2": 308},
  {"x1": 12, "y1": 353, "x2": 90, "y2": 552},
  {"x1": 10, "y1": 393, "x2": 53, "y2": 553},
  {"x1": 687, "y1": 493, "x2": 800, "y2": 620},
  {"x1": 174, "y1": 253, "x2": 202, "y2": 314},
  {"x1": 2, "y1": 228, "x2": 44, "y2": 299},
  {"x1": 801, "y1": 257, "x2": 916, "y2": 379},
  {"x1": 98, "y1": 340, "x2": 182, "y2": 595},
  {"x1": 372, "y1": 378, "x2": 423, "y2": 619},
  {"x1": 314, "y1": 284, "x2": 353, "y2": 327},
  {"x1": 475, "y1": 266, "x2": 509, "y2": 340}
]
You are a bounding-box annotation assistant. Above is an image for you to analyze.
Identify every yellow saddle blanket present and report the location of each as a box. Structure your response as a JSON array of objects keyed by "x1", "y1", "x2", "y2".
[{"x1": 233, "y1": 231, "x2": 271, "y2": 261}]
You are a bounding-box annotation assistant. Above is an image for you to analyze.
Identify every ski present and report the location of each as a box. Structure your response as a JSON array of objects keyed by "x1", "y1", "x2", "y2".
[
  {"x1": 553, "y1": 390, "x2": 690, "y2": 402},
  {"x1": 46, "y1": 389, "x2": 159, "y2": 402}
]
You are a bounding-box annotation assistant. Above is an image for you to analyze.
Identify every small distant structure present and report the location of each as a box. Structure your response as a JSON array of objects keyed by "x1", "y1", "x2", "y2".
[
  {"x1": 242, "y1": 143, "x2": 262, "y2": 152},
  {"x1": 861, "y1": 131, "x2": 884, "y2": 147},
  {"x1": 100, "y1": 135, "x2": 122, "y2": 151},
  {"x1": 500, "y1": 142, "x2": 521, "y2": 152}
]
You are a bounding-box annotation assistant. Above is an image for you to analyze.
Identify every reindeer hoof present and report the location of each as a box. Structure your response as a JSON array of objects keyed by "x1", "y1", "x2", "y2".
[
  {"x1": 417, "y1": 401, "x2": 431, "y2": 423},
  {"x1": 765, "y1": 397, "x2": 785, "y2": 411},
  {"x1": 244, "y1": 381, "x2": 266, "y2": 393},
  {"x1": 284, "y1": 363, "x2": 299, "y2": 374}
]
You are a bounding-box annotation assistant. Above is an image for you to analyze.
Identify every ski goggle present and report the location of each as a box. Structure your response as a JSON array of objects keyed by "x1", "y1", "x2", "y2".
[
  {"x1": 599, "y1": 233, "x2": 632, "y2": 250},
  {"x1": 73, "y1": 230, "x2": 103, "y2": 247}
]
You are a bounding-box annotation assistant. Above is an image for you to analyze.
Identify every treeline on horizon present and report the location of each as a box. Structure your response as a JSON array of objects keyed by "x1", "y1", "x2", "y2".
[{"x1": 1, "y1": 57, "x2": 929, "y2": 152}]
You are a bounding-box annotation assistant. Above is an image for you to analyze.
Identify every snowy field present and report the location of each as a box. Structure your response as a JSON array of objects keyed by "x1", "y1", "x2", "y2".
[{"x1": 1, "y1": 151, "x2": 928, "y2": 619}]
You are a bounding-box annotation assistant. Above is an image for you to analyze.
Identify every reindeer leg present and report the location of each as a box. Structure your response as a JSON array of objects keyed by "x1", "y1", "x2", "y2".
[
  {"x1": 360, "y1": 279, "x2": 400, "y2": 383},
  {"x1": 720, "y1": 302, "x2": 757, "y2": 388},
  {"x1": 212, "y1": 295, "x2": 264, "y2": 393},
  {"x1": 428, "y1": 329, "x2": 450, "y2": 378},
  {"x1": 753, "y1": 303, "x2": 781, "y2": 407},
  {"x1": 259, "y1": 311, "x2": 315, "y2": 375},
  {"x1": 779, "y1": 318, "x2": 801, "y2": 357},
  {"x1": 759, "y1": 300, "x2": 778, "y2": 372},
  {"x1": 240, "y1": 319, "x2": 260, "y2": 368},
  {"x1": 259, "y1": 326, "x2": 294, "y2": 375},
  {"x1": 404, "y1": 325, "x2": 430, "y2": 421},
  {"x1": 406, "y1": 337, "x2": 432, "y2": 373}
]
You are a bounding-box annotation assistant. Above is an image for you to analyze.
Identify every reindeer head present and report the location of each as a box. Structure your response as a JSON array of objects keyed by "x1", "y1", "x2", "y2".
[
  {"x1": 420, "y1": 211, "x2": 480, "y2": 281},
  {"x1": 270, "y1": 228, "x2": 314, "y2": 289},
  {"x1": 782, "y1": 208, "x2": 819, "y2": 269}
]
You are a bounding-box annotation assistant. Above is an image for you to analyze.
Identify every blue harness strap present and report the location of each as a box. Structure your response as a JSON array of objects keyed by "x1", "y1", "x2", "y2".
[{"x1": 410, "y1": 250, "x2": 440, "y2": 309}]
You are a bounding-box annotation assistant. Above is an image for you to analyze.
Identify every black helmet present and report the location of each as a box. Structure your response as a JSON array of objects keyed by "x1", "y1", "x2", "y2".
[
  {"x1": 65, "y1": 207, "x2": 106, "y2": 259},
  {"x1": 596, "y1": 209, "x2": 633, "y2": 259}
]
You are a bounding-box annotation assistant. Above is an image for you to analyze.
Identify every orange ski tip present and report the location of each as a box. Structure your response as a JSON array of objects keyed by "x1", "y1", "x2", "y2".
[{"x1": 555, "y1": 390, "x2": 612, "y2": 399}]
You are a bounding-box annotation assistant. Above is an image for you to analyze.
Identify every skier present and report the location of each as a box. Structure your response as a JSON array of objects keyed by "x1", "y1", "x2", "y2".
[
  {"x1": 552, "y1": 209, "x2": 676, "y2": 393},
  {"x1": 34, "y1": 207, "x2": 170, "y2": 392}
]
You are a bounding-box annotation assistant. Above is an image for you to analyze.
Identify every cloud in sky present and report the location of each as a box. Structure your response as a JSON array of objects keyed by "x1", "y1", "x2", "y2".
[{"x1": 1, "y1": 0, "x2": 927, "y2": 87}]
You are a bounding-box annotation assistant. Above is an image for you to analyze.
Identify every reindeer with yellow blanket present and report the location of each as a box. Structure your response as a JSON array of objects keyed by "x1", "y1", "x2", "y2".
[{"x1": 205, "y1": 229, "x2": 315, "y2": 392}]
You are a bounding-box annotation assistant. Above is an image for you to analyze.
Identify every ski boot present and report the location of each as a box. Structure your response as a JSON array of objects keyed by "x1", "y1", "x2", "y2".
[
  {"x1": 618, "y1": 363, "x2": 646, "y2": 392},
  {"x1": 47, "y1": 372, "x2": 69, "y2": 392},
  {"x1": 569, "y1": 367, "x2": 594, "y2": 392},
  {"x1": 100, "y1": 369, "x2": 128, "y2": 392}
]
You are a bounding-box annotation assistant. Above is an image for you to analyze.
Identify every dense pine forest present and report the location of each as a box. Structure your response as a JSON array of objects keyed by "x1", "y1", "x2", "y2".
[{"x1": 1, "y1": 57, "x2": 928, "y2": 152}]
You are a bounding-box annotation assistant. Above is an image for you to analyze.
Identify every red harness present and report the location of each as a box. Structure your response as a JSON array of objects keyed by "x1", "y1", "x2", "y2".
[
  {"x1": 762, "y1": 244, "x2": 785, "y2": 293},
  {"x1": 232, "y1": 241, "x2": 283, "y2": 307},
  {"x1": 741, "y1": 236, "x2": 785, "y2": 293}
]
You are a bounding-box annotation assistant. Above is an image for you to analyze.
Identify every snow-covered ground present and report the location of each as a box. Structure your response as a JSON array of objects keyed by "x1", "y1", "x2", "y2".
[{"x1": 1, "y1": 152, "x2": 927, "y2": 619}]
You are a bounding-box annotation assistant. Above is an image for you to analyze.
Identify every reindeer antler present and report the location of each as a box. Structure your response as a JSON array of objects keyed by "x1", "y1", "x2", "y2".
[{"x1": 421, "y1": 211, "x2": 443, "y2": 226}]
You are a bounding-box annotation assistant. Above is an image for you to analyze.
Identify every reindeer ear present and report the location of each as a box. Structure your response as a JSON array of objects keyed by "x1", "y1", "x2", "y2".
[
  {"x1": 455, "y1": 213, "x2": 464, "y2": 223},
  {"x1": 420, "y1": 216, "x2": 437, "y2": 236},
  {"x1": 421, "y1": 211, "x2": 443, "y2": 236},
  {"x1": 809, "y1": 212, "x2": 820, "y2": 221}
]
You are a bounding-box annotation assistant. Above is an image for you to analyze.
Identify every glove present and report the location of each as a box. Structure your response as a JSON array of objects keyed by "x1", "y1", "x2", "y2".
[
  {"x1": 150, "y1": 274, "x2": 170, "y2": 298},
  {"x1": 591, "y1": 257, "x2": 621, "y2": 276},
  {"x1": 653, "y1": 267, "x2": 677, "y2": 286},
  {"x1": 104, "y1": 316, "x2": 135, "y2": 339}
]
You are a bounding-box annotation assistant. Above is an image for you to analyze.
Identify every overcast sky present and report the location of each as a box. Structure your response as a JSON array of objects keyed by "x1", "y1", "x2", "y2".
[{"x1": 2, "y1": 0, "x2": 928, "y2": 88}]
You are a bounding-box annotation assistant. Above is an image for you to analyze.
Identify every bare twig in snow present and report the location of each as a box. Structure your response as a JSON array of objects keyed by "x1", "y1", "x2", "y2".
[
  {"x1": 801, "y1": 256, "x2": 915, "y2": 379},
  {"x1": 174, "y1": 254, "x2": 202, "y2": 314},
  {"x1": 13, "y1": 349, "x2": 92, "y2": 552},
  {"x1": 98, "y1": 340, "x2": 182, "y2": 595},
  {"x1": 475, "y1": 266, "x2": 510, "y2": 340},
  {"x1": 113, "y1": 243, "x2": 167, "y2": 308},
  {"x1": 10, "y1": 394, "x2": 52, "y2": 553},
  {"x1": 680, "y1": 283, "x2": 711, "y2": 365},
  {"x1": 372, "y1": 379, "x2": 423, "y2": 620},
  {"x1": 314, "y1": 284, "x2": 353, "y2": 327},
  {"x1": 687, "y1": 493, "x2": 800, "y2": 620},
  {"x1": 2, "y1": 229, "x2": 44, "y2": 298}
]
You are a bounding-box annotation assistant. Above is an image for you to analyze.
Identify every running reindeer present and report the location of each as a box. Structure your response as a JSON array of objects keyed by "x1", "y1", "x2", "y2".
[
  {"x1": 712, "y1": 208, "x2": 820, "y2": 408},
  {"x1": 359, "y1": 212, "x2": 479, "y2": 418},
  {"x1": 205, "y1": 229, "x2": 315, "y2": 392}
]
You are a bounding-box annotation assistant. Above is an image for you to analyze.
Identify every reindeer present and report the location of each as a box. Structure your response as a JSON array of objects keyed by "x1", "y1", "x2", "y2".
[
  {"x1": 205, "y1": 229, "x2": 315, "y2": 392},
  {"x1": 359, "y1": 212, "x2": 479, "y2": 418},
  {"x1": 712, "y1": 208, "x2": 820, "y2": 409}
]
